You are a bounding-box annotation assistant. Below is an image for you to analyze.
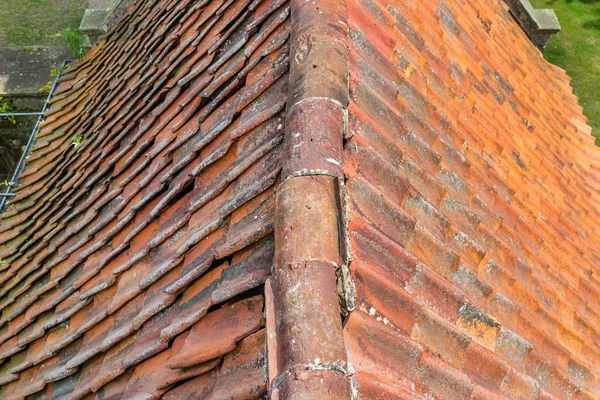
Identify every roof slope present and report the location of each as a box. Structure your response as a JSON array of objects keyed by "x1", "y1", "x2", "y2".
[
  {"x1": 2, "y1": 0, "x2": 600, "y2": 398},
  {"x1": 343, "y1": 0, "x2": 600, "y2": 398},
  {"x1": 0, "y1": 0, "x2": 290, "y2": 398}
]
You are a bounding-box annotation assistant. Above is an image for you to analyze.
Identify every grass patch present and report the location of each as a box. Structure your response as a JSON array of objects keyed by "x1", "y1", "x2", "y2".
[
  {"x1": 0, "y1": 0, "x2": 87, "y2": 47},
  {"x1": 530, "y1": 0, "x2": 600, "y2": 145}
]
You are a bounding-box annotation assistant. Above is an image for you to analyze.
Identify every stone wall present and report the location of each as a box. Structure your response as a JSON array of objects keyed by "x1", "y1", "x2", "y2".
[
  {"x1": 80, "y1": 0, "x2": 135, "y2": 47},
  {"x1": 0, "y1": 47, "x2": 68, "y2": 185},
  {"x1": 0, "y1": 113, "x2": 37, "y2": 190}
]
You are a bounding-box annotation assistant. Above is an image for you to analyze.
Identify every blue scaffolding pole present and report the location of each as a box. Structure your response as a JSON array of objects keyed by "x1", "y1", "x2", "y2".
[
  {"x1": 0, "y1": 60, "x2": 73, "y2": 213},
  {"x1": 0, "y1": 112, "x2": 43, "y2": 117}
]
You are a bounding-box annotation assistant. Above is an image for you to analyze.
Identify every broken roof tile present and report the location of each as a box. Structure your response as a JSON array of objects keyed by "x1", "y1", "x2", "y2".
[{"x1": 169, "y1": 295, "x2": 263, "y2": 368}]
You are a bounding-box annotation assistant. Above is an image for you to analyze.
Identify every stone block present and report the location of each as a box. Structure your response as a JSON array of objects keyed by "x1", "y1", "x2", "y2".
[
  {"x1": 79, "y1": 9, "x2": 110, "y2": 35},
  {"x1": 504, "y1": 0, "x2": 560, "y2": 51},
  {"x1": 0, "y1": 47, "x2": 72, "y2": 96},
  {"x1": 533, "y1": 9, "x2": 561, "y2": 33}
]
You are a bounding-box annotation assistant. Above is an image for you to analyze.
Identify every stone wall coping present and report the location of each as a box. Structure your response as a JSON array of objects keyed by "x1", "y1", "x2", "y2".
[{"x1": 504, "y1": 0, "x2": 561, "y2": 50}]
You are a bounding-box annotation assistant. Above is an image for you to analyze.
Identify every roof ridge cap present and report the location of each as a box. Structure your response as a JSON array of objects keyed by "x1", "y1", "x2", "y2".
[{"x1": 266, "y1": 0, "x2": 356, "y2": 397}]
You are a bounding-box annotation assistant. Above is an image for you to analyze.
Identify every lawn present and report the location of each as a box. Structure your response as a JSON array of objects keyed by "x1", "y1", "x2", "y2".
[
  {"x1": 0, "y1": 0, "x2": 87, "y2": 47},
  {"x1": 530, "y1": 0, "x2": 600, "y2": 145}
]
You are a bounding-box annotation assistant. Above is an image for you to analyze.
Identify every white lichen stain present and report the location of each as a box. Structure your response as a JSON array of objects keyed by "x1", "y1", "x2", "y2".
[{"x1": 325, "y1": 157, "x2": 341, "y2": 166}]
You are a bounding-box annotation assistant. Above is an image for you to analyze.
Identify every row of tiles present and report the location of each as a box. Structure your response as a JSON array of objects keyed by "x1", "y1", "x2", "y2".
[
  {"x1": 0, "y1": 0, "x2": 289, "y2": 397},
  {"x1": 344, "y1": 0, "x2": 599, "y2": 398}
]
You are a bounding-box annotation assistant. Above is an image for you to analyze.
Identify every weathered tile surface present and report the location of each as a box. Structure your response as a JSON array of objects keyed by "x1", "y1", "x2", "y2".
[
  {"x1": 0, "y1": 0, "x2": 289, "y2": 397},
  {"x1": 344, "y1": 0, "x2": 600, "y2": 398},
  {"x1": 2, "y1": 0, "x2": 600, "y2": 398}
]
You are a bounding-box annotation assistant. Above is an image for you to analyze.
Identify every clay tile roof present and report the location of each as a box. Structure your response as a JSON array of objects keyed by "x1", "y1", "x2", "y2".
[
  {"x1": 0, "y1": 0, "x2": 288, "y2": 397},
  {"x1": 342, "y1": 0, "x2": 600, "y2": 398},
  {"x1": 1, "y1": 0, "x2": 600, "y2": 398}
]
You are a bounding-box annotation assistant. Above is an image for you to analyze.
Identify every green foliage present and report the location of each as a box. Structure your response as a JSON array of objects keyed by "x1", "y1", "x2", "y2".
[
  {"x1": 72, "y1": 134, "x2": 83, "y2": 147},
  {"x1": 531, "y1": 0, "x2": 600, "y2": 145},
  {"x1": 0, "y1": 97, "x2": 16, "y2": 125},
  {"x1": 0, "y1": 259, "x2": 6, "y2": 267},
  {"x1": 39, "y1": 65, "x2": 68, "y2": 94},
  {"x1": 62, "y1": 28, "x2": 86, "y2": 60},
  {"x1": 50, "y1": 66, "x2": 64, "y2": 78},
  {"x1": 39, "y1": 81, "x2": 53, "y2": 94}
]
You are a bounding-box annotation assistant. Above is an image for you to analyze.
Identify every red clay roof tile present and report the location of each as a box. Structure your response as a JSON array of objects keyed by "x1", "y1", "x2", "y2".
[
  {"x1": 344, "y1": 0, "x2": 600, "y2": 397},
  {"x1": 1, "y1": 0, "x2": 599, "y2": 397},
  {"x1": 0, "y1": 0, "x2": 287, "y2": 396},
  {"x1": 168, "y1": 295, "x2": 263, "y2": 368}
]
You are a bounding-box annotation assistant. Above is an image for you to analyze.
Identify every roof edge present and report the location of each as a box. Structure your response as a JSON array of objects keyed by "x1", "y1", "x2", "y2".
[{"x1": 266, "y1": 0, "x2": 355, "y2": 398}]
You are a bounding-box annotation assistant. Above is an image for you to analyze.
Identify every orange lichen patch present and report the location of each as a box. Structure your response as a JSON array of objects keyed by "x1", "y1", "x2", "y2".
[
  {"x1": 415, "y1": 352, "x2": 474, "y2": 400},
  {"x1": 456, "y1": 303, "x2": 501, "y2": 350},
  {"x1": 411, "y1": 308, "x2": 471, "y2": 369}
]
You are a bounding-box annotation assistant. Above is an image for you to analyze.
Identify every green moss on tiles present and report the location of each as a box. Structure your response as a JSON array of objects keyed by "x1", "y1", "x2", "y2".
[{"x1": 72, "y1": 134, "x2": 83, "y2": 147}]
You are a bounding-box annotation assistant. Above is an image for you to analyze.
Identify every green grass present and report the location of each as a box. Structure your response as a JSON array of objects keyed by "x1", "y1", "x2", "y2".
[
  {"x1": 530, "y1": 0, "x2": 600, "y2": 145},
  {"x1": 0, "y1": 0, "x2": 87, "y2": 47}
]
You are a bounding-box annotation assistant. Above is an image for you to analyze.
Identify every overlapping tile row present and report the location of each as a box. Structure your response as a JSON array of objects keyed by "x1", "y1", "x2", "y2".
[
  {"x1": 0, "y1": 0, "x2": 290, "y2": 397},
  {"x1": 343, "y1": 0, "x2": 600, "y2": 398}
]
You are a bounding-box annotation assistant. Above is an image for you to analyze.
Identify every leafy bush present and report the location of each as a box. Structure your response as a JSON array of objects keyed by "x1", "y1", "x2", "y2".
[
  {"x1": 0, "y1": 97, "x2": 16, "y2": 125},
  {"x1": 62, "y1": 28, "x2": 86, "y2": 60}
]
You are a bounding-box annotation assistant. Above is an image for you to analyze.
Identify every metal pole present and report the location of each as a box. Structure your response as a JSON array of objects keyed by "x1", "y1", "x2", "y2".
[
  {"x1": 0, "y1": 112, "x2": 43, "y2": 117},
  {"x1": 0, "y1": 60, "x2": 73, "y2": 214}
]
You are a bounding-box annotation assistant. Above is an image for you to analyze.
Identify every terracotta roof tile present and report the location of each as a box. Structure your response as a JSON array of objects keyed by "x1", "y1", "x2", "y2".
[
  {"x1": 168, "y1": 295, "x2": 264, "y2": 368},
  {"x1": 343, "y1": 0, "x2": 600, "y2": 397},
  {"x1": 163, "y1": 329, "x2": 267, "y2": 399},
  {"x1": 343, "y1": 311, "x2": 422, "y2": 393},
  {"x1": 1, "y1": 0, "x2": 600, "y2": 396},
  {"x1": 0, "y1": 0, "x2": 287, "y2": 396}
]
